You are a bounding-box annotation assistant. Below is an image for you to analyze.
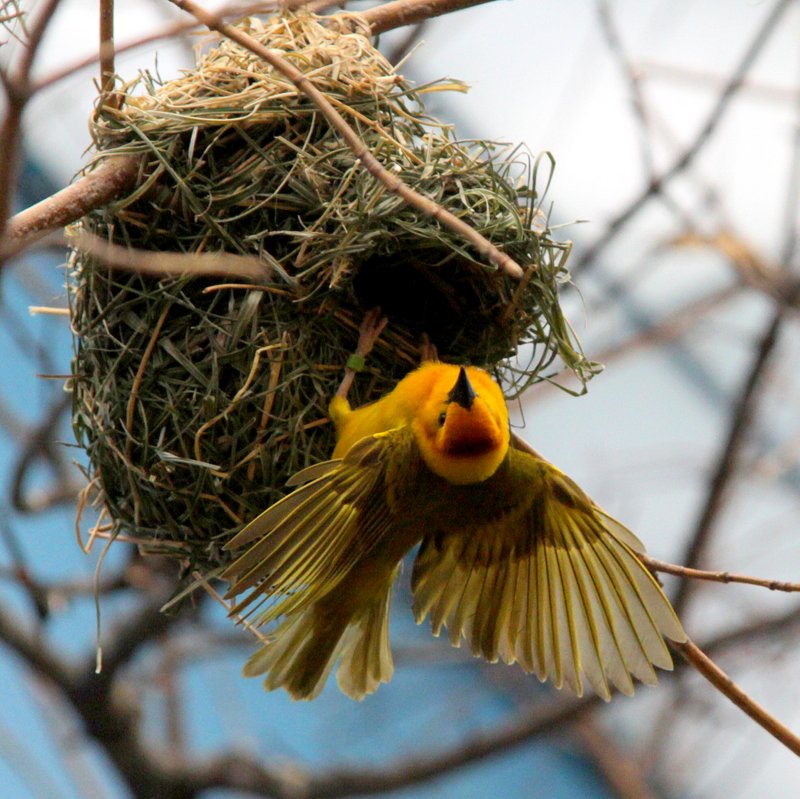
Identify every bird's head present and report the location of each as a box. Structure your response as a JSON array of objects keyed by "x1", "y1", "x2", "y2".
[{"x1": 412, "y1": 364, "x2": 510, "y2": 485}]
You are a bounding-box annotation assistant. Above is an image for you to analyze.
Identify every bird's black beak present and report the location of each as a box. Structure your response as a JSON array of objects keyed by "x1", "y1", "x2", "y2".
[{"x1": 448, "y1": 366, "x2": 477, "y2": 410}]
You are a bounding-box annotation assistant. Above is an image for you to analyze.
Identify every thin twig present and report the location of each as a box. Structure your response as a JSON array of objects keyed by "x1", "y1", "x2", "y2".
[
  {"x1": 575, "y1": 715, "x2": 659, "y2": 799},
  {"x1": 68, "y1": 228, "x2": 272, "y2": 281},
  {"x1": 593, "y1": 285, "x2": 741, "y2": 363},
  {"x1": 644, "y1": 555, "x2": 800, "y2": 593},
  {"x1": 32, "y1": 2, "x2": 279, "y2": 94},
  {"x1": 99, "y1": 0, "x2": 116, "y2": 100},
  {"x1": 0, "y1": 566, "x2": 129, "y2": 598},
  {"x1": 640, "y1": 60, "x2": 797, "y2": 105},
  {"x1": 0, "y1": 516, "x2": 50, "y2": 621},
  {"x1": 11, "y1": 393, "x2": 79, "y2": 513},
  {"x1": 673, "y1": 28, "x2": 800, "y2": 616},
  {"x1": 2, "y1": 0, "x2": 502, "y2": 263},
  {"x1": 515, "y1": 429, "x2": 800, "y2": 760},
  {"x1": 670, "y1": 231, "x2": 800, "y2": 312},
  {"x1": 596, "y1": 0, "x2": 655, "y2": 180},
  {"x1": 702, "y1": 603, "x2": 800, "y2": 657}
]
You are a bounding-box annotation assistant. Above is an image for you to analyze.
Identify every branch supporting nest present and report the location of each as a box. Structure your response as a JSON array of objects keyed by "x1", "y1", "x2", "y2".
[{"x1": 1, "y1": 0, "x2": 504, "y2": 264}]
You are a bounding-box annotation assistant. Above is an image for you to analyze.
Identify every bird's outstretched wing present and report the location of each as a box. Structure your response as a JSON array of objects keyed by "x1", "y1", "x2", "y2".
[
  {"x1": 411, "y1": 447, "x2": 687, "y2": 701},
  {"x1": 223, "y1": 429, "x2": 412, "y2": 627}
]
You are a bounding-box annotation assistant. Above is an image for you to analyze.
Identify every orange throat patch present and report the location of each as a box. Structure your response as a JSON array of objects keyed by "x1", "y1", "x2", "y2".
[{"x1": 441, "y1": 427, "x2": 501, "y2": 458}]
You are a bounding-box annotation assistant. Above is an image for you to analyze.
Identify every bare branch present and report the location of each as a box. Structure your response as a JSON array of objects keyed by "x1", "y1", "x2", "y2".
[
  {"x1": 575, "y1": 715, "x2": 659, "y2": 799},
  {"x1": 363, "y1": 0, "x2": 491, "y2": 34},
  {"x1": 645, "y1": 556, "x2": 800, "y2": 593},
  {"x1": 11, "y1": 393, "x2": 79, "y2": 514},
  {"x1": 0, "y1": 0, "x2": 64, "y2": 236},
  {"x1": 593, "y1": 285, "x2": 741, "y2": 363},
  {"x1": 0, "y1": 602, "x2": 76, "y2": 691},
  {"x1": 596, "y1": 0, "x2": 655, "y2": 180},
  {"x1": 702, "y1": 603, "x2": 800, "y2": 656},
  {"x1": 99, "y1": 0, "x2": 114, "y2": 88},
  {"x1": 671, "y1": 43, "x2": 800, "y2": 618},
  {"x1": 98, "y1": 0, "x2": 123, "y2": 111},
  {"x1": 3, "y1": 0, "x2": 505, "y2": 264},
  {"x1": 1, "y1": 156, "x2": 140, "y2": 259}
]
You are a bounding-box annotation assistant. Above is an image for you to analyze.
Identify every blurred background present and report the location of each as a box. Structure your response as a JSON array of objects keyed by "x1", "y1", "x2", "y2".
[{"x1": 1, "y1": 0, "x2": 800, "y2": 797}]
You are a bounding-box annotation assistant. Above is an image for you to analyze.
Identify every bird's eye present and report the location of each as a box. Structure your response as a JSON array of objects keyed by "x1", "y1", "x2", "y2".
[{"x1": 438, "y1": 411, "x2": 447, "y2": 426}]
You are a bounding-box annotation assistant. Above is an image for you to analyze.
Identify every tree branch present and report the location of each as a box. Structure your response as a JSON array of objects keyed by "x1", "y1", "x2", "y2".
[
  {"x1": 69, "y1": 228, "x2": 274, "y2": 281},
  {"x1": 363, "y1": 0, "x2": 490, "y2": 34},
  {"x1": 1, "y1": 155, "x2": 140, "y2": 259},
  {"x1": 0, "y1": 0, "x2": 65, "y2": 241},
  {"x1": 188, "y1": 694, "x2": 601, "y2": 798},
  {"x1": 0, "y1": 603, "x2": 76, "y2": 690},
  {"x1": 644, "y1": 555, "x2": 800, "y2": 593}
]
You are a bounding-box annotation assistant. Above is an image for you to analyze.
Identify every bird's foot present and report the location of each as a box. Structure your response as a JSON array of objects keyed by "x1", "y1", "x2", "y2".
[
  {"x1": 336, "y1": 307, "x2": 388, "y2": 399},
  {"x1": 355, "y1": 307, "x2": 388, "y2": 360}
]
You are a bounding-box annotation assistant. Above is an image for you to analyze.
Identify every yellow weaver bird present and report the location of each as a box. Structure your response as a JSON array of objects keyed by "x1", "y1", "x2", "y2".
[{"x1": 224, "y1": 315, "x2": 686, "y2": 701}]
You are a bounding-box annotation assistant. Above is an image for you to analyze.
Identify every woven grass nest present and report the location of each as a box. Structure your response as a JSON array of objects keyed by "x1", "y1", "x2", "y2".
[{"x1": 69, "y1": 10, "x2": 598, "y2": 576}]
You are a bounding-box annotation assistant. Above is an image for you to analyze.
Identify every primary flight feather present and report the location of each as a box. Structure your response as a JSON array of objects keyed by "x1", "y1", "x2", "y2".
[{"x1": 223, "y1": 360, "x2": 686, "y2": 701}]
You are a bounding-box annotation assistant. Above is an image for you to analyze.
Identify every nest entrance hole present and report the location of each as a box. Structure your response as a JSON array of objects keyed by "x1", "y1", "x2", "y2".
[{"x1": 352, "y1": 254, "x2": 507, "y2": 359}]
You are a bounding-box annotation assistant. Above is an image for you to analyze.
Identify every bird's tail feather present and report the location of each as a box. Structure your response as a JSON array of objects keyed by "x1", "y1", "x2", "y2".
[{"x1": 242, "y1": 584, "x2": 395, "y2": 701}]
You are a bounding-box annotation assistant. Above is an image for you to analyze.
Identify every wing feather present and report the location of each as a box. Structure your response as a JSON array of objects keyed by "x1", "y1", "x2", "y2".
[
  {"x1": 552, "y1": 541, "x2": 571, "y2": 689},
  {"x1": 486, "y1": 555, "x2": 515, "y2": 664},
  {"x1": 514, "y1": 554, "x2": 535, "y2": 673},
  {"x1": 535, "y1": 530, "x2": 554, "y2": 684},
  {"x1": 553, "y1": 531, "x2": 588, "y2": 696},
  {"x1": 472, "y1": 552, "x2": 501, "y2": 661},
  {"x1": 285, "y1": 460, "x2": 340, "y2": 487},
  {"x1": 557, "y1": 517, "x2": 620, "y2": 698},
  {"x1": 450, "y1": 538, "x2": 485, "y2": 649},
  {"x1": 411, "y1": 448, "x2": 686, "y2": 700},
  {"x1": 496, "y1": 555, "x2": 518, "y2": 663},
  {"x1": 223, "y1": 433, "x2": 400, "y2": 627},
  {"x1": 554, "y1": 520, "x2": 610, "y2": 700},
  {"x1": 563, "y1": 515, "x2": 642, "y2": 694}
]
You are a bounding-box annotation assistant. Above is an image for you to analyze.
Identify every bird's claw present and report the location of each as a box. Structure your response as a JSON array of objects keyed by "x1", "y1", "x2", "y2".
[
  {"x1": 356, "y1": 307, "x2": 388, "y2": 358},
  {"x1": 336, "y1": 308, "x2": 388, "y2": 399}
]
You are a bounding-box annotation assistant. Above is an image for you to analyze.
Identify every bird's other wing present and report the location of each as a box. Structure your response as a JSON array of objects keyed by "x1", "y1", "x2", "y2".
[
  {"x1": 411, "y1": 447, "x2": 687, "y2": 701},
  {"x1": 222, "y1": 428, "x2": 412, "y2": 627}
]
